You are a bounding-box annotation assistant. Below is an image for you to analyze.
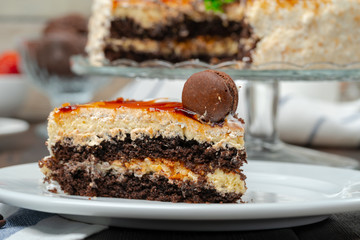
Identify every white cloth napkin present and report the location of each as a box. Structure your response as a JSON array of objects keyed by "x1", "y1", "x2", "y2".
[
  {"x1": 115, "y1": 79, "x2": 360, "y2": 148},
  {"x1": 278, "y1": 93, "x2": 360, "y2": 148},
  {"x1": 0, "y1": 203, "x2": 107, "y2": 240}
]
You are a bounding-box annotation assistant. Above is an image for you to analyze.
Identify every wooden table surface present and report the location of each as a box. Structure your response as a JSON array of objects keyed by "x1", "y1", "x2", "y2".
[{"x1": 1, "y1": 125, "x2": 360, "y2": 240}]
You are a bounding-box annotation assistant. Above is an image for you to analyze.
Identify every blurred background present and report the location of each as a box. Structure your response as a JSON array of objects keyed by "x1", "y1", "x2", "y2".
[
  {"x1": 0, "y1": 0, "x2": 131, "y2": 122},
  {"x1": 0, "y1": 0, "x2": 360, "y2": 150}
]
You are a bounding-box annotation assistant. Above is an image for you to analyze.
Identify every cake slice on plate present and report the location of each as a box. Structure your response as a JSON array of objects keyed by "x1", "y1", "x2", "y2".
[{"x1": 39, "y1": 70, "x2": 247, "y2": 203}]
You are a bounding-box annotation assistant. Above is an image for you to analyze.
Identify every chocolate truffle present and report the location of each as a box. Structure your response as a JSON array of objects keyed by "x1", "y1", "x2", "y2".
[
  {"x1": 43, "y1": 14, "x2": 88, "y2": 37},
  {"x1": 182, "y1": 70, "x2": 239, "y2": 122},
  {"x1": 34, "y1": 31, "x2": 86, "y2": 77},
  {"x1": 27, "y1": 13, "x2": 88, "y2": 77}
]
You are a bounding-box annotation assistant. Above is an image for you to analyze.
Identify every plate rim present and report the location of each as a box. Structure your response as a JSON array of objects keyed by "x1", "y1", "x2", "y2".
[{"x1": 0, "y1": 117, "x2": 29, "y2": 136}]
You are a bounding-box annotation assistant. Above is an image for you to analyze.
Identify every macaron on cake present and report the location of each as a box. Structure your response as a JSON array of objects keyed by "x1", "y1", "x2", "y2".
[
  {"x1": 182, "y1": 70, "x2": 239, "y2": 123},
  {"x1": 39, "y1": 70, "x2": 247, "y2": 203}
]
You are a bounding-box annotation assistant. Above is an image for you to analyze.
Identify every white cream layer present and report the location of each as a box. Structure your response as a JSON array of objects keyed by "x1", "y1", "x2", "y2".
[
  {"x1": 86, "y1": 0, "x2": 112, "y2": 66},
  {"x1": 106, "y1": 36, "x2": 239, "y2": 58},
  {"x1": 47, "y1": 106, "x2": 245, "y2": 154}
]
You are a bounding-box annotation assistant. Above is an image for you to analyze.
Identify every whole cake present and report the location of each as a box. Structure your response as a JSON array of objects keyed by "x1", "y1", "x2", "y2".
[
  {"x1": 87, "y1": 0, "x2": 257, "y2": 65},
  {"x1": 39, "y1": 70, "x2": 247, "y2": 203},
  {"x1": 87, "y1": 0, "x2": 360, "y2": 68}
]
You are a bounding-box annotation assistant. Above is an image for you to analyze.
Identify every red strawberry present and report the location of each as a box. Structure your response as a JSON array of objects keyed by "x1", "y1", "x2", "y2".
[{"x1": 0, "y1": 51, "x2": 20, "y2": 74}]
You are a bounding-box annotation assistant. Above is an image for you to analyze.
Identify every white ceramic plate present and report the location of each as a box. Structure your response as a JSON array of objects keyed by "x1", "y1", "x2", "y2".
[
  {"x1": 0, "y1": 161, "x2": 359, "y2": 231},
  {"x1": 0, "y1": 117, "x2": 29, "y2": 137}
]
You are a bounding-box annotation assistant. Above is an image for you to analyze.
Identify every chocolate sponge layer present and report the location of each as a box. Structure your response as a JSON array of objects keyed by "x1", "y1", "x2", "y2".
[
  {"x1": 52, "y1": 135, "x2": 247, "y2": 174},
  {"x1": 43, "y1": 162, "x2": 242, "y2": 203},
  {"x1": 110, "y1": 17, "x2": 253, "y2": 40}
]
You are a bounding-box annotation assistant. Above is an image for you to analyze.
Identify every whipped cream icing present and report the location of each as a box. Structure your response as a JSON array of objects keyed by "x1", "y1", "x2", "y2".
[
  {"x1": 86, "y1": 0, "x2": 112, "y2": 66},
  {"x1": 247, "y1": 0, "x2": 360, "y2": 67}
]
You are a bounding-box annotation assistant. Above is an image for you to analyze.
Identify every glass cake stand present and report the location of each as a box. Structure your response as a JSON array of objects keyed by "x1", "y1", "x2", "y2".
[{"x1": 71, "y1": 56, "x2": 360, "y2": 169}]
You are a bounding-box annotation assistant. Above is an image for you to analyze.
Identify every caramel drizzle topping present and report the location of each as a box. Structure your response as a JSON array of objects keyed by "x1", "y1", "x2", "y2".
[{"x1": 55, "y1": 98, "x2": 198, "y2": 120}]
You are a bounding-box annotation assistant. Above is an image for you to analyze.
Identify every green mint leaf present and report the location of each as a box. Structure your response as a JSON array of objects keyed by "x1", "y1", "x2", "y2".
[{"x1": 204, "y1": 0, "x2": 237, "y2": 13}]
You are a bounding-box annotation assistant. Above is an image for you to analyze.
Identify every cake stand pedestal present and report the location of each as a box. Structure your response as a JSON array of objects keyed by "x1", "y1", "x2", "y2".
[
  {"x1": 245, "y1": 80, "x2": 359, "y2": 168},
  {"x1": 71, "y1": 56, "x2": 360, "y2": 169}
]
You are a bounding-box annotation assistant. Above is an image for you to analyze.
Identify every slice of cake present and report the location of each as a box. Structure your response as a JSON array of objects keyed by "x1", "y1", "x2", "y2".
[
  {"x1": 39, "y1": 70, "x2": 247, "y2": 203},
  {"x1": 87, "y1": 0, "x2": 360, "y2": 68}
]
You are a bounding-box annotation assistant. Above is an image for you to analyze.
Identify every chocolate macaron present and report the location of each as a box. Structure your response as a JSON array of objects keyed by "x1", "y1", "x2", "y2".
[{"x1": 182, "y1": 70, "x2": 239, "y2": 122}]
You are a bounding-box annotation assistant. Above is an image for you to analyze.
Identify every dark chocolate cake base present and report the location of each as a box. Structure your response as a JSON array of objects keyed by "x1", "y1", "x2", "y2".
[
  {"x1": 44, "y1": 166, "x2": 242, "y2": 203},
  {"x1": 110, "y1": 17, "x2": 252, "y2": 40},
  {"x1": 52, "y1": 135, "x2": 247, "y2": 175},
  {"x1": 43, "y1": 135, "x2": 246, "y2": 203}
]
